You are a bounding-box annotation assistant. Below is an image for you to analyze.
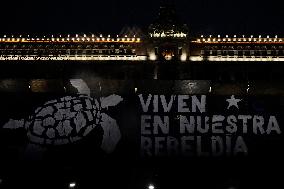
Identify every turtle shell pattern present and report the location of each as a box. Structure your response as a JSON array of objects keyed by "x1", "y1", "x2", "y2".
[{"x1": 25, "y1": 95, "x2": 102, "y2": 146}]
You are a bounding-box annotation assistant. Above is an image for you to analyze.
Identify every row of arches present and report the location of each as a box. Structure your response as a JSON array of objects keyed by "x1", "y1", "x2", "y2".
[{"x1": 203, "y1": 45, "x2": 284, "y2": 50}]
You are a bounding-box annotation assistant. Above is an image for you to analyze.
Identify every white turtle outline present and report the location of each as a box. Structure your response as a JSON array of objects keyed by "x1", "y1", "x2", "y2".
[{"x1": 2, "y1": 79, "x2": 123, "y2": 155}]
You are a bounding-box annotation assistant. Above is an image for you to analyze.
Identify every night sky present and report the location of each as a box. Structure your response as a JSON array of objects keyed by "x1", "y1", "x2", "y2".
[{"x1": 0, "y1": 0, "x2": 283, "y2": 36}]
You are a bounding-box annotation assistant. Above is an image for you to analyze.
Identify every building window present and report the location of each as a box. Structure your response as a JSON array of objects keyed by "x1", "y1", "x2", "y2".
[
  {"x1": 217, "y1": 50, "x2": 222, "y2": 56},
  {"x1": 178, "y1": 47, "x2": 183, "y2": 55},
  {"x1": 155, "y1": 47, "x2": 159, "y2": 55}
]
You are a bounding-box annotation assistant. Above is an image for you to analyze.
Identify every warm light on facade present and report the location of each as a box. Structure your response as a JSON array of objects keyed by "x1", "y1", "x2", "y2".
[
  {"x1": 150, "y1": 32, "x2": 187, "y2": 38},
  {"x1": 181, "y1": 53, "x2": 187, "y2": 62},
  {"x1": 149, "y1": 53, "x2": 157, "y2": 61}
]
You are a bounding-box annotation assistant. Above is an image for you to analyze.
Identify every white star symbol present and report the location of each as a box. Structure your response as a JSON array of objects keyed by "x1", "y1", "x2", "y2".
[{"x1": 226, "y1": 95, "x2": 242, "y2": 110}]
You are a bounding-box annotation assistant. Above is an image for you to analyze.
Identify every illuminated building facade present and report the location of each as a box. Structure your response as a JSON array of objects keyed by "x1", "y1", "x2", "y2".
[
  {"x1": 190, "y1": 35, "x2": 284, "y2": 62},
  {"x1": 0, "y1": 0, "x2": 283, "y2": 62}
]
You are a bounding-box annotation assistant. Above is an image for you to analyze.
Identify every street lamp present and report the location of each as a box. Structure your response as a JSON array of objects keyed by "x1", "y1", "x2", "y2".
[
  {"x1": 69, "y1": 182, "x2": 76, "y2": 188},
  {"x1": 148, "y1": 184, "x2": 155, "y2": 189}
]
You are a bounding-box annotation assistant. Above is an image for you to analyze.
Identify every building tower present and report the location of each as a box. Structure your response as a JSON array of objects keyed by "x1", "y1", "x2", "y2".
[{"x1": 148, "y1": 0, "x2": 189, "y2": 61}]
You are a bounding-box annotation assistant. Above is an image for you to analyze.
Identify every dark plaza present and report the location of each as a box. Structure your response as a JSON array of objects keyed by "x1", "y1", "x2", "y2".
[{"x1": 0, "y1": 0, "x2": 283, "y2": 189}]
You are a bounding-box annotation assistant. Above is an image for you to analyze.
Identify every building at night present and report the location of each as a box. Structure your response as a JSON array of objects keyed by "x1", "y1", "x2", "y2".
[
  {"x1": 0, "y1": 0, "x2": 283, "y2": 63},
  {"x1": 0, "y1": 1, "x2": 283, "y2": 189}
]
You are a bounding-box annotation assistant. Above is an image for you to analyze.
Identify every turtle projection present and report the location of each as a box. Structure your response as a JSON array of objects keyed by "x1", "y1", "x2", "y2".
[{"x1": 2, "y1": 79, "x2": 123, "y2": 154}]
